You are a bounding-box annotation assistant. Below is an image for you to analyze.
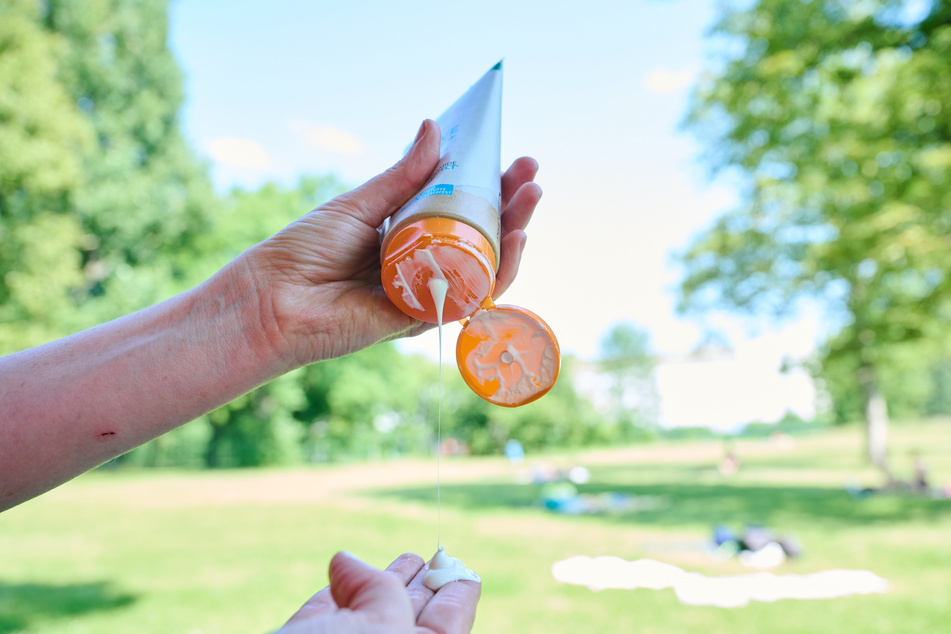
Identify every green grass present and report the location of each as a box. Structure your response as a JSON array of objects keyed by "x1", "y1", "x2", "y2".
[{"x1": 2, "y1": 421, "x2": 950, "y2": 633}]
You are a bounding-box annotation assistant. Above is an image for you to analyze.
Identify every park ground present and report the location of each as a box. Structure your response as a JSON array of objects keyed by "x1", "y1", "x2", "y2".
[{"x1": 1, "y1": 421, "x2": 950, "y2": 633}]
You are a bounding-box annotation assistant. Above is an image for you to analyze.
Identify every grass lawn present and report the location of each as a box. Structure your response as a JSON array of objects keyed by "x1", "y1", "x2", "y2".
[{"x1": 1, "y1": 421, "x2": 950, "y2": 633}]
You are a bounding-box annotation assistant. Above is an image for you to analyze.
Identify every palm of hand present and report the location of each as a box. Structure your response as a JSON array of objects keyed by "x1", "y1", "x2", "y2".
[{"x1": 251, "y1": 202, "x2": 422, "y2": 364}]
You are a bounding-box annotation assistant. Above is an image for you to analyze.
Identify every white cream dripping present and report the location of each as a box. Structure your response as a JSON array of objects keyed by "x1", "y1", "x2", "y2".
[{"x1": 423, "y1": 546, "x2": 482, "y2": 590}]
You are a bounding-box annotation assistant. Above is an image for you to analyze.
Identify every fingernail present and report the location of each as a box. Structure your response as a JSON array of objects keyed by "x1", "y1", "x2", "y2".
[{"x1": 412, "y1": 120, "x2": 427, "y2": 145}]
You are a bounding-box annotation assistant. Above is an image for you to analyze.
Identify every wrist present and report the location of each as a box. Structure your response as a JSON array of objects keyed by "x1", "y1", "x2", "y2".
[{"x1": 195, "y1": 254, "x2": 296, "y2": 382}]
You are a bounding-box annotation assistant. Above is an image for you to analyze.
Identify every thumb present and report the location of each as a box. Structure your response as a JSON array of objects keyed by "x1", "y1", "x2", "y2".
[
  {"x1": 338, "y1": 119, "x2": 440, "y2": 226},
  {"x1": 329, "y1": 551, "x2": 414, "y2": 623}
]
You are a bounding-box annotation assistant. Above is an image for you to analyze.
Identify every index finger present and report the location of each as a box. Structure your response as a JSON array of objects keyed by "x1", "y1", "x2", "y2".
[{"x1": 415, "y1": 580, "x2": 482, "y2": 634}]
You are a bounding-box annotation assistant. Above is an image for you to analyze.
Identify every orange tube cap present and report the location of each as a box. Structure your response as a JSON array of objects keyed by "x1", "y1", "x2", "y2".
[{"x1": 456, "y1": 304, "x2": 561, "y2": 407}]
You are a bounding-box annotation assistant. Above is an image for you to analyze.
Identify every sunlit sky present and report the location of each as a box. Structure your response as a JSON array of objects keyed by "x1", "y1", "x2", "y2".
[{"x1": 168, "y1": 0, "x2": 823, "y2": 425}]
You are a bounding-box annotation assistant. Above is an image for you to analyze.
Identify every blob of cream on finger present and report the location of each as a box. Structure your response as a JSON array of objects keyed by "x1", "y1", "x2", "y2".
[{"x1": 423, "y1": 546, "x2": 482, "y2": 590}]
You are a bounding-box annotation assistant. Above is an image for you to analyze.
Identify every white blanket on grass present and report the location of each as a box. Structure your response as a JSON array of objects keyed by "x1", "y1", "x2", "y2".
[{"x1": 551, "y1": 555, "x2": 888, "y2": 608}]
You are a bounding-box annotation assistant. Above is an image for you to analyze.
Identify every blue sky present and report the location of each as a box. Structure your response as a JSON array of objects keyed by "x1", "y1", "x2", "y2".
[{"x1": 167, "y1": 0, "x2": 820, "y2": 369}]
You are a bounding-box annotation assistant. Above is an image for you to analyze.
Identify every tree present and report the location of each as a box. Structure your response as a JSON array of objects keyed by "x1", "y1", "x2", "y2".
[
  {"x1": 447, "y1": 354, "x2": 607, "y2": 455},
  {"x1": 680, "y1": 0, "x2": 951, "y2": 471},
  {"x1": 202, "y1": 370, "x2": 307, "y2": 468},
  {"x1": 2, "y1": 0, "x2": 221, "y2": 353},
  {"x1": 294, "y1": 341, "x2": 440, "y2": 462},
  {"x1": 43, "y1": 0, "x2": 221, "y2": 324},
  {"x1": 0, "y1": 0, "x2": 95, "y2": 351},
  {"x1": 598, "y1": 322, "x2": 659, "y2": 438},
  {"x1": 817, "y1": 337, "x2": 943, "y2": 423}
]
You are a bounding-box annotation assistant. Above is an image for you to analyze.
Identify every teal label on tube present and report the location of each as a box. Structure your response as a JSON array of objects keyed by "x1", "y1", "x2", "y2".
[{"x1": 409, "y1": 183, "x2": 453, "y2": 205}]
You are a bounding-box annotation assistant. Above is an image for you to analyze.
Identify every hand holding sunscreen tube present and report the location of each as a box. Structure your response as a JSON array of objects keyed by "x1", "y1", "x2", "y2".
[{"x1": 380, "y1": 62, "x2": 560, "y2": 407}]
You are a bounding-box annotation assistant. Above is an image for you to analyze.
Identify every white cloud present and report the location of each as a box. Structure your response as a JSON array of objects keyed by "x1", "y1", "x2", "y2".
[
  {"x1": 205, "y1": 137, "x2": 272, "y2": 170},
  {"x1": 288, "y1": 119, "x2": 365, "y2": 157},
  {"x1": 643, "y1": 67, "x2": 695, "y2": 95}
]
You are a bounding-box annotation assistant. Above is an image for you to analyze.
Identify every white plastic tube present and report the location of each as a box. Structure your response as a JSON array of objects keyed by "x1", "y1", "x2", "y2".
[{"x1": 380, "y1": 63, "x2": 504, "y2": 325}]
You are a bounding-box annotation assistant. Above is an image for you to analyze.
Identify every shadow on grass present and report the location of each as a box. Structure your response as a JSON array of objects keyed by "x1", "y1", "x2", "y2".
[
  {"x1": 372, "y1": 480, "x2": 951, "y2": 528},
  {"x1": 0, "y1": 581, "x2": 136, "y2": 633}
]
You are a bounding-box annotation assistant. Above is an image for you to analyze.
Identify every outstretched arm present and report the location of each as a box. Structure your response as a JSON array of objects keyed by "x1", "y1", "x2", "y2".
[{"x1": 0, "y1": 120, "x2": 542, "y2": 511}]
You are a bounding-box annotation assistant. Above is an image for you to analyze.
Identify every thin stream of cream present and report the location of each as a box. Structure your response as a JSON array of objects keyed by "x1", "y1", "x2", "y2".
[
  {"x1": 427, "y1": 277, "x2": 449, "y2": 550},
  {"x1": 421, "y1": 276, "x2": 482, "y2": 591}
]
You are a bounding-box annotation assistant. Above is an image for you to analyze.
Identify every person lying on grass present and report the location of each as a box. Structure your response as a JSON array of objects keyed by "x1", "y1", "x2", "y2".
[{"x1": 0, "y1": 119, "x2": 542, "y2": 634}]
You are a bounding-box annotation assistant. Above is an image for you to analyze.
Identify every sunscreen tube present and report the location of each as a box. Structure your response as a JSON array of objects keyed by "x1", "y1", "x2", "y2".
[
  {"x1": 381, "y1": 62, "x2": 503, "y2": 324},
  {"x1": 380, "y1": 62, "x2": 560, "y2": 407}
]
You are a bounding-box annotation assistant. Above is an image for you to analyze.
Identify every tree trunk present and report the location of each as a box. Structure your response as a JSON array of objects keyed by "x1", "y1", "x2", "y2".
[{"x1": 858, "y1": 364, "x2": 890, "y2": 474}]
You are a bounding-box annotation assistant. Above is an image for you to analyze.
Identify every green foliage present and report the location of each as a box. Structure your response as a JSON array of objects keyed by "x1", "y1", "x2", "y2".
[
  {"x1": 739, "y1": 411, "x2": 829, "y2": 436},
  {"x1": 0, "y1": 0, "x2": 95, "y2": 350},
  {"x1": 818, "y1": 338, "x2": 951, "y2": 423},
  {"x1": 456, "y1": 355, "x2": 611, "y2": 455},
  {"x1": 0, "y1": 0, "x2": 91, "y2": 199},
  {"x1": 198, "y1": 177, "x2": 349, "y2": 270},
  {"x1": 297, "y1": 343, "x2": 440, "y2": 462},
  {"x1": 597, "y1": 322, "x2": 660, "y2": 435},
  {"x1": 681, "y1": 0, "x2": 951, "y2": 425},
  {"x1": 924, "y1": 358, "x2": 951, "y2": 415},
  {"x1": 660, "y1": 425, "x2": 721, "y2": 441},
  {"x1": 47, "y1": 0, "x2": 219, "y2": 274},
  {"x1": 1, "y1": 0, "x2": 221, "y2": 351},
  {"x1": 201, "y1": 371, "x2": 308, "y2": 468},
  {"x1": 119, "y1": 418, "x2": 211, "y2": 468}
]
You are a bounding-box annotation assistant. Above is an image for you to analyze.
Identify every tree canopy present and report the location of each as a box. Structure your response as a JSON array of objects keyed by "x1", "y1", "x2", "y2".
[
  {"x1": 1, "y1": 0, "x2": 220, "y2": 351},
  {"x1": 598, "y1": 322, "x2": 659, "y2": 437},
  {"x1": 0, "y1": 0, "x2": 94, "y2": 350},
  {"x1": 681, "y1": 0, "x2": 951, "y2": 467}
]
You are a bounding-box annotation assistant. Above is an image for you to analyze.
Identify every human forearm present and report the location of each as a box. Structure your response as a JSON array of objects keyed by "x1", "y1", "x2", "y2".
[{"x1": 0, "y1": 260, "x2": 286, "y2": 510}]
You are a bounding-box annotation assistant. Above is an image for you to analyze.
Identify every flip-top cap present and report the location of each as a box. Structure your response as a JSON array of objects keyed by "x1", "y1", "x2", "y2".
[{"x1": 456, "y1": 303, "x2": 560, "y2": 407}]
